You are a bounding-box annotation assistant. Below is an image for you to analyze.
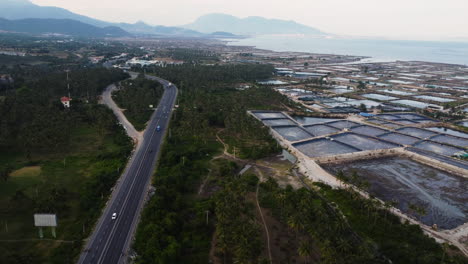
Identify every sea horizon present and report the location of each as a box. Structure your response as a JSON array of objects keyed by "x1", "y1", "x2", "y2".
[{"x1": 226, "y1": 35, "x2": 468, "y2": 66}]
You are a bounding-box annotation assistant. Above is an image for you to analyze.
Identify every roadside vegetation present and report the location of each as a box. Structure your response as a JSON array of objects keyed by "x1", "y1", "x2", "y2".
[
  {"x1": 0, "y1": 67, "x2": 132, "y2": 263},
  {"x1": 113, "y1": 75, "x2": 164, "y2": 131}
]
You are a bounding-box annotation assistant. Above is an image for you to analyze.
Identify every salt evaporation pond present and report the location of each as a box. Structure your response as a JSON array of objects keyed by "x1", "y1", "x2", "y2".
[
  {"x1": 294, "y1": 138, "x2": 359, "y2": 158},
  {"x1": 458, "y1": 121, "x2": 468, "y2": 128},
  {"x1": 263, "y1": 119, "x2": 297, "y2": 127},
  {"x1": 351, "y1": 125, "x2": 389, "y2": 137},
  {"x1": 426, "y1": 127, "x2": 468, "y2": 139},
  {"x1": 397, "y1": 127, "x2": 438, "y2": 139},
  {"x1": 413, "y1": 141, "x2": 463, "y2": 156},
  {"x1": 304, "y1": 124, "x2": 340, "y2": 137},
  {"x1": 414, "y1": 95, "x2": 455, "y2": 103},
  {"x1": 379, "y1": 89, "x2": 415, "y2": 96},
  {"x1": 324, "y1": 157, "x2": 468, "y2": 229},
  {"x1": 391, "y1": 100, "x2": 434, "y2": 109},
  {"x1": 362, "y1": 93, "x2": 398, "y2": 101},
  {"x1": 253, "y1": 112, "x2": 287, "y2": 120},
  {"x1": 272, "y1": 126, "x2": 313, "y2": 141},
  {"x1": 430, "y1": 135, "x2": 468, "y2": 148},
  {"x1": 258, "y1": 80, "x2": 288, "y2": 85},
  {"x1": 292, "y1": 116, "x2": 340, "y2": 125}
]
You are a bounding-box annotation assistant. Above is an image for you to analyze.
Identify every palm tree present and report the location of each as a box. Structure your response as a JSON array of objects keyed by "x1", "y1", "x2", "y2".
[{"x1": 298, "y1": 240, "x2": 312, "y2": 264}]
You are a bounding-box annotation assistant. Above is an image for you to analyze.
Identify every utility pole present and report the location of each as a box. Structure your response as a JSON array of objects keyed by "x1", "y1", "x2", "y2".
[{"x1": 65, "y1": 70, "x2": 71, "y2": 99}]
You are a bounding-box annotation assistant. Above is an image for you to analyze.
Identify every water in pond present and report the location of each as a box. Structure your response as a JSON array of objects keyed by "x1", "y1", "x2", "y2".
[
  {"x1": 351, "y1": 125, "x2": 389, "y2": 137},
  {"x1": 429, "y1": 135, "x2": 468, "y2": 148},
  {"x1": 324, "y1": 157, "x2": 468, "y2": 229},
  {"x1": 414, "y1": 95, "x2": 455, "y2": 103},
  {"x1": 263, "y1": 119, "x2": 297, "y2": 127},
  {"x1": 458, "y1": 121, "x2": 468, "y2": 128},
  {"x1": 413, "y1": 141, "x2": 463, "y2": 156},
  {"x1": 273, "y1": 126, "x2": 313, "y2": 142},
  {"x1": 362, "y1": 93, "x2": 398, "y2": 101},
  {"x1": 378, "y1": 133, "x2": 421, "y2": 145},
  {"x1": 294, "y1": 138, "x2": 359, "y2": 158},
  {"x1": 397, "y1": 127, "x2": 438, "y2": 139},
  {"x1": 258, "y1": 80, "x2": 288, "y2": 85},
  {"x1": 292, "y1": 116, "x2": 340, "y2": 125},
  {"x1": 333, "y1": 133, "x2": 398, "y2": 150},
  {"x1": 426, "y1": 127, "x2": 468, "y2": 139},
  {"x1": 253, "y1": 112, "x2": 286, "y2": 120},
  {"x1": 391, "y1": 100, "x2": 433, "y2": 109},
  {"x1": 304, "y1": 124, "x2": 340, "y2": 137}
]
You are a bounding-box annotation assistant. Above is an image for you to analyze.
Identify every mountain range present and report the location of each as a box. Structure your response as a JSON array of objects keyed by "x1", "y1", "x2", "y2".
[
  {"x1": 0, "y1": 18, "x2": 129, "y2": 37},
  {"x1": 0, "y1": 0, "x2": 325, "y2": 37},
  {"x1": 183, "y1": 13, "x2": 324, "y2": 36}
]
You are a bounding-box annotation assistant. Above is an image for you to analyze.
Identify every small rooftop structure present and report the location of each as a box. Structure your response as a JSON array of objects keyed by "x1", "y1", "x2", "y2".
[
  {"x1": 359, "y1": 112, "x2": 375, "y2": 117},
  {"x1": 61, "y1": 96, "x2": 71, "y2": 108}
]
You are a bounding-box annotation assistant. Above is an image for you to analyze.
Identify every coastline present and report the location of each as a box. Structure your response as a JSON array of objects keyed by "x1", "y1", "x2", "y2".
[{"x1": 224, "y1": 35, "x2": 468, "y2": 66}]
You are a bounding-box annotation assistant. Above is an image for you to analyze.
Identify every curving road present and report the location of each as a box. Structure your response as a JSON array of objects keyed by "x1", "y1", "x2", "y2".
[{"x1": 78, "y1": 75, "x2": 178, "y2": 264}]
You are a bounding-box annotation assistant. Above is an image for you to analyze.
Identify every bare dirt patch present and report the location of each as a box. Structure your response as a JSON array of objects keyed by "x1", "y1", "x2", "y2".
[{"x1": 10, "y1": 166, "x2": 41, "y2": 178}]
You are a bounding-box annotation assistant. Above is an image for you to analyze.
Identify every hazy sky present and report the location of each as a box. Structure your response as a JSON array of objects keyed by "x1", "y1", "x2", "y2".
[{"x1": 32, "y1": 0, "x2": 468, "y2": 41}]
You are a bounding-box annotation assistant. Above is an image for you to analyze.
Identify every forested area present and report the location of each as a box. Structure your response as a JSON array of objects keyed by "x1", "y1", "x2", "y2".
[
  {"x1": 113, "y1": 75, "x2": 164, "y2": 131},
  {"x1": 133, "y1": 64, "x2": 295, "y2": 262},
  {"x1": 0, "y1": 66, "x2": 132, "y2": 263},
  {"x1": 157, "y1": 48, "x2": 219, "y2": 63}
]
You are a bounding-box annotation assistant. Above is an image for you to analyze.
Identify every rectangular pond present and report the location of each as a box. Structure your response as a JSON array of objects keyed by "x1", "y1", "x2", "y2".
[
  {"x1": 426, "y1": 127, "x2": 468, "y2": 139},
  {"x1": 332, "y1": 133, "x2": 399, "y2": 151},
  {"x1": 323, "y1": 157, "x2": 468, "y2": 229},
  {"x1": 391, "y1": 100, "x2": 433, "y2": 109},
  {"x1": 303, "y1": 124, "x2": 340, "y2": 137},
  {"x1": 427, "y1": 135, "x2": 468, "y2": 148},
  {"x1": 326, "y1": 120, "x2": 361, "y2": 129},
  {"x1": 293, "y1": 138, "x2": 359, "y2": 158},
  {"x1": 414, "y1": 95, "x2": 455, "y2": 103},
  {"x1": 362, "y1": 93, "x2": 398, "y2": 101},
  {"x1": 378, "y1": 132, "x2": 421, "y2": 145},
  {"x1": 351, "y1": 125, "x2": 389, "y2": 137},
  {"x1": 397, "y1": 127, "x2": 439, "y2": 139},
  {"x1": 413, "y1": 141, "x2": 464, "y2": 156},
  {"x1": 379, "y1": 89, "x2": 415, "y2": 96},
  {"x1": 292, "y1": 116, "x2": 340, "y2": 125},
  {"x1": 263, "y1": 118, "x2": 297, "y2": 127},
  {"x1": 272, "y1": 126, "x2": 314, "y2": 142},
  {"x1": 253, "y1": 112, "x2": 287, "y2": 120}
]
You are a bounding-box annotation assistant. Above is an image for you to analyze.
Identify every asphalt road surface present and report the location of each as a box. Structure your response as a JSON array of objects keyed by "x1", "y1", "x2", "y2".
[{"x1": 78, "y1": 75, "x2": 177, "y2": 264}]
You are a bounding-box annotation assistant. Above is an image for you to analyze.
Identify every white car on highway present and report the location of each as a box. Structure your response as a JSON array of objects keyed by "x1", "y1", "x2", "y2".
[{"x1": 112, "y1": 213, "x2": 117, "y2": 220}]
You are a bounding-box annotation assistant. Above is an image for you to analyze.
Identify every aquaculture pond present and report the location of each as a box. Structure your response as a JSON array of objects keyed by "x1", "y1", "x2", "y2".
[{"x1": 324, "y1": 157, "x2": 468, "y2": 229}]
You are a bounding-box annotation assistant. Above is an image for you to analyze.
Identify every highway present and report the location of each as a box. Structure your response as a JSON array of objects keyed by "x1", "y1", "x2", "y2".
[{"x1": 78, "y1": 75, "x2": 178, "y2": 264}]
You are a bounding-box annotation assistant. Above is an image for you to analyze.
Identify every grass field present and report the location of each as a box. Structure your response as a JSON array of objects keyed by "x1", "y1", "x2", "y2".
[{"x1": 0, "y1": 118, "x2": 132, "y2": 263}]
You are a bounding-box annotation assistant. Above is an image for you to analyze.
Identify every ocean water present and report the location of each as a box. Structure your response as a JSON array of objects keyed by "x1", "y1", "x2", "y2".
[{"x1": 227, "y1": 35, "x2": 468, "y2": 65}]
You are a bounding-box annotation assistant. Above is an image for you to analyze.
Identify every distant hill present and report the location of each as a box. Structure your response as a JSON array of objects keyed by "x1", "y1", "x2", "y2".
[
  {"x1": 183, "y1": 13, "x2": 325, "y2": 36},
  {"x1": 0, "y1": 18, "x2": 130, "y2": 37},
  {"x1": 115, "y1": 21, "x2": 205, "y2": 37},
  {"x1": 0, "y1": 0, "x2": 207, "y2": 37}
]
